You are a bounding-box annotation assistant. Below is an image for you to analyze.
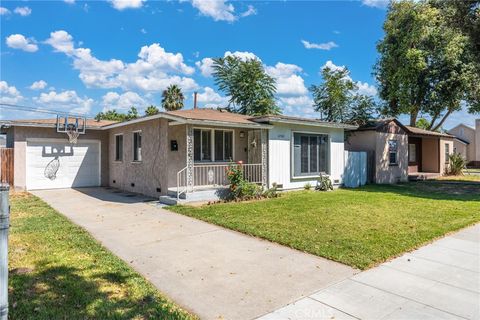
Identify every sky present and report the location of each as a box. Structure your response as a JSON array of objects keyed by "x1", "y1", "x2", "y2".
[{"x1": 0, "y1": 0, "x2": 476, "y2": 129}]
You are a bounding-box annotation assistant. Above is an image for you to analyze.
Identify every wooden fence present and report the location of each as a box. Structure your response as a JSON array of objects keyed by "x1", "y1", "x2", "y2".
[{"x1": 0, "y1": 148, "x2": 14, "y2": 186}]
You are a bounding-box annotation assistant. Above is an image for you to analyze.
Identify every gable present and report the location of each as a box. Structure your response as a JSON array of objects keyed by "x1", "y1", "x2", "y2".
[{"x1": 377, "y1": 121, "x2": 407, "y2": 135}]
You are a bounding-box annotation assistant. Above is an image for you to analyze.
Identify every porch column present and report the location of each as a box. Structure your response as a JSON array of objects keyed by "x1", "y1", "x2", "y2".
[
  {"x1": 186, "y1": 125, "x2": 194, "y2": 192},
  {"x1": 260, "y1": 129, "x2": 268, "y2": 188}
]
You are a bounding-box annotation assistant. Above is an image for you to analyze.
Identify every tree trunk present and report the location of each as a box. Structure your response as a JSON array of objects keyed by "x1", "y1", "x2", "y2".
[
  {"x1": 410, "y1": 109, "x2": 418, "y2": 127},
  {"x1": 428, "y1": 113, "x2": 439, "y2": 130},
  {"x1": 432, "y1": 109, "x2": 452, "y2": 132}
]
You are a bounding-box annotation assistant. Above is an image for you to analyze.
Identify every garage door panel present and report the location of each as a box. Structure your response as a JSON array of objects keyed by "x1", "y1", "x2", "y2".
[{"x1": 26, "y1": 140, "x2": 100, "y2": 190}]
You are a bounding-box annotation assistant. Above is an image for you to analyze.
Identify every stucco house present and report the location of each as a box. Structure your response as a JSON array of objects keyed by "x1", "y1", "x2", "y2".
[
  {"x1": 448, "y1": 119, "x2": 480, "y2": 167},
  {"x1": 0, "y1": 108, "x2": 355, "y2": 202},
  {"x1": 346, "y1": 119, "x2": 454, "y2": 183}
]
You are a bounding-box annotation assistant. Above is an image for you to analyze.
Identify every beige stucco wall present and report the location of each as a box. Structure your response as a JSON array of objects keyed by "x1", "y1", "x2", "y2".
[
  {"x1": 345, "y1": 131, "x2": 376, "y2": 152},
  {"x1": 375, "y1": 132, "x2": 408, "y2": 184},
  {"x1": 453, "y1": 141, "x2": 468, "y2": 160},
  {"x1": 108, "y1": 118, "x2": 169, "y2": 197},
  {"x1": 439, "y1": 138, "x2": 454, "y2": 174},
  {"x1": 421, "y1": 138, "x2": 439, "y2": 173},
  {"x1": 8, "y1": 126, "x2": 109, "y2": 190},
  {"x1": 449, "y1": 125, "x2": 476, "y2": 162}
]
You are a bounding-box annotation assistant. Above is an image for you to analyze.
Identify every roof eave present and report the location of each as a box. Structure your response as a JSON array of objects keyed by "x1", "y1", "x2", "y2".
[
  {"x1": 0, "y1": 121, "x2": 105, "y2": 130},
  {"x1": 254, "y1": 117, "x2": 357, "y2": 130}
]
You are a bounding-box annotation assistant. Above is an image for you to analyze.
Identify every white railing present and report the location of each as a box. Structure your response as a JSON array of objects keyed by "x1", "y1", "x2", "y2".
[
  {"x1": 193, "y1": 163, "x2": 262, "y2": 187},
  {"x1": 176, "y1": 166, "x2": 188, "y2": 200}
]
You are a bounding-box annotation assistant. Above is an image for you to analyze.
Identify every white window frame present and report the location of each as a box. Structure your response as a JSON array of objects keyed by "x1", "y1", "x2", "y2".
[
  {"x1": 193, "y1": 127, "x2": 235, "y2": 162},
  {"x1": 388, "y1": 140, "x2": 398, "y2": 165},
  {"x1": 133, "y1": 130, "x2": 142, "y2": 162},
  {"x1": 114, "y1": 133, "x2": 123, "y2": 162},
  {"x1": 291, "y1": 130, "x2": 330, "y2": 179}
]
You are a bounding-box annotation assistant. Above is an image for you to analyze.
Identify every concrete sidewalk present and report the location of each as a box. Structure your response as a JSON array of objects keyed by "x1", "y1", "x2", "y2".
[
  {"x1": 259, "y1": 224, "x2": 480, "y2": 320},
  {"x1": 32, "y1": 187, "x2": 356, "y2": 320}
]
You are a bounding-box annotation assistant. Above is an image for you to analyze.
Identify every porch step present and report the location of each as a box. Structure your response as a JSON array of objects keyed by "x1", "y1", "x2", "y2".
[
  {"x1": 160, "y1": 187, "x2": 230, "y2": 205},
  {"x1": 159, "y1": 195, "x2": 182, "y2": 206}
]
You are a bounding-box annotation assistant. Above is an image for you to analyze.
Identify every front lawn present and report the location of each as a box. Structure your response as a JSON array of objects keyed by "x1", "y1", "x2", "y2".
[
  {"x1": 170, "y1": 182, "x2": 480, "y2": 270},
  {"x1": 8, "y1": 193, "x2": 196, "y2": 320}
]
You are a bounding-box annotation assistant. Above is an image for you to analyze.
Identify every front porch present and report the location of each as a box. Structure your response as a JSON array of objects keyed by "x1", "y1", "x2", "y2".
[{"x1": 407, "y1": 133, "x2": 453, "y2": 179}]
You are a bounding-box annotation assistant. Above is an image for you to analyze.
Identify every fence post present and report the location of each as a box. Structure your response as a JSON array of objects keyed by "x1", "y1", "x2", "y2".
[{"x1": 0, "y1": 184, "x2": 9, "y2": 320}]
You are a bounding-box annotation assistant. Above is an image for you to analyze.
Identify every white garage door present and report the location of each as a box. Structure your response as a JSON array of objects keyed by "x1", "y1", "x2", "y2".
[{"x1": 26, "y1": 139, "x2": 101, "y2": 190}]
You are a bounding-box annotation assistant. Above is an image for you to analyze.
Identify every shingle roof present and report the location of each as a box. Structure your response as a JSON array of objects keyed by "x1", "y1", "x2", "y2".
[
  {"x1": 1, "y1": 118, "x2": 117, "y2": 128},
  {"x1": 252, "y1": 114, "x2": 358, "y2": 129},
  {"x1": 404, "y1": 125, "x2": 454, "y2": 138},
  {"x1": 356, "y1": 118, "x2": 454, "y2": 138},
  {"x1": 166, "y1": 108, "x2": 255, "y2": 124}
]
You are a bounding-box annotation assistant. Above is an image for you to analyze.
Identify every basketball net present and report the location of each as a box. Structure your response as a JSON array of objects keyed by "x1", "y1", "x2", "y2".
[{"x1": 66, "y1": 128, "x2": 80, "y2": 144}]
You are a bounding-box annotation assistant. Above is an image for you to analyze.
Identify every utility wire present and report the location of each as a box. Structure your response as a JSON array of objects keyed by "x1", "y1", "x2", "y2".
[{"x1": 0, "y1": 103, "x2": 88, "y2": 118}]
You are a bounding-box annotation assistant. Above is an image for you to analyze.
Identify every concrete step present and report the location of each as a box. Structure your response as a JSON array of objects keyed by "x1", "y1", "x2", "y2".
[
  {"x1": 161, "y1": 187, "x2": 230, "y2": 205},
  {"x1": 159, "y1": 195, "x2": 179, "y2": 206}
]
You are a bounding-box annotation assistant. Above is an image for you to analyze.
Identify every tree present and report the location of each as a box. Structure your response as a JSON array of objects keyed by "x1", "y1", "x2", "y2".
[
  {"x1": 145, "y1": 105, "x2": 160, "y2": 116},
  {"x1": 126, "y1": 106, "x2": 139, "y2": 120},
  {"x1": 415, "y1": 118, "x2": 431, "y2": 130},
  {"x1": 375, "y1": 0, "x2": 480, "y2": 130},
  {"x1": 161, "y1": 85, "x2": 184, "y2": 111},
  {"x1": 94, "y1": 106, "x2": 139, "y2": 122},
  {"x1": 310, "y1": 65, "x2": 376, "y2": 125},
  {"x1": 212, "y1": 56, "x2": 280, "y2": 115}
]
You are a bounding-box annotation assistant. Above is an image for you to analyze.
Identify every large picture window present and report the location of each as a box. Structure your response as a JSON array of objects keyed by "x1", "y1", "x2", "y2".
[
  {"x1": 293, "y1": 133, "x2": 328, "y2": 177},
  {"x1": 133, "y1": 131, "x2": 142, "y2": 162},
  {"x1": 194, "y1": 129, "x2": 233, "y2": 162},
  {"x1": 115, "y1": 134, "x2": 123, "y2": 161}
]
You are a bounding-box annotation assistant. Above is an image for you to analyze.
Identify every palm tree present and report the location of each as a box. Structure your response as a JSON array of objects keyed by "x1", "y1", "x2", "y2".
[
  {"x1": 145, "y1": 105, "x2": 160, "y2": 116},
  {"x1": 161, "y1": 85, "x2": 184, "y2": 111}
]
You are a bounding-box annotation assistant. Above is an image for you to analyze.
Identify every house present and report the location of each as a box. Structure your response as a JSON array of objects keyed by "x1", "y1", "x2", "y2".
[
  {"x1": 0, "y1": 108, "x2": 356, "y2": 202},
  {"x1": 447, "y1": 119, "x2": 480, "y2": 167},
  {"x1": 346, "y1": 119, "x2": 454, "y2": 183}
]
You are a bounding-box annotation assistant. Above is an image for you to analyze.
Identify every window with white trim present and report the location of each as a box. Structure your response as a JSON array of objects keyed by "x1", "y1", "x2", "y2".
[
  {"x1": 389, "y1": 140, "x2": 398, "y2": 165},
  {"x1": 115, "y1": 134, "x2": 123, "y2": 161},
  {"x1": 293, "y1": 133, "x2": 328, "y2": 177},
  {"x1": 133, "y1": 131, "x2": 142, "y2": 161},
  {"x1": 194, "y1": 129, "x2": 233, "y2": 162}
]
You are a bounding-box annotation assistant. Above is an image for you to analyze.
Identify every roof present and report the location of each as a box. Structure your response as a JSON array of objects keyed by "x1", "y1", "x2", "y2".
[
  {"x1": 454, "y1": 137, "x2": 470, "y2": 145},
  {"x1": 0, "y1": 118, "x2": 117, "y2": 129},
  {"x1": 166, "y1": 108, "x2": 255, "y2": 124},
  {"x1": 356, "y1": 118, "x2": 454, "y2": 138},
  {"x1": 252, "y1": 114, "x2": 358, "y2": 129},
  {"x1": 404, "y1": 125, "x2": 454, "y2": 138},
  {"x1": 356, "y1": 118, "x2": 402, "y2": 131},
  {"x1": 448, "y1": 123, "x2": 475, "y2": 133}
]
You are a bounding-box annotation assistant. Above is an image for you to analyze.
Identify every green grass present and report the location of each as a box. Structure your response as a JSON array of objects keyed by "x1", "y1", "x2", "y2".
[
  {"x1": 8, "y1": 193, "x2": 196, "y2": 320},
  {"x1": 437, "y1": 174, "x2": 480, "y2": 182},
  {"x1": 169, "y1": 182, "x2": 480, "y2": 270}
]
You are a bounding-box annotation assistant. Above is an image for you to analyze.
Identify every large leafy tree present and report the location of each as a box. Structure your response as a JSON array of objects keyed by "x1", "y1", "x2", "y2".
[
  {"x1": 161, "y1": 85, "x2": 184, "y2": 111},
  {"x1": 212, "y1": 56, "x2": 280, "y2": 115},
  {"x1": 95, "y1": 106, "x2": 139, "y2": 122},
  {"x1": 310, "y1": 65, "x2": 376, "y2": 125},
  {"x1": 145, "y1": 105, "x2": 160, "y2": 116},
  {"x1": 375, "y1": 0, "x2": 479, "y2": 130}
]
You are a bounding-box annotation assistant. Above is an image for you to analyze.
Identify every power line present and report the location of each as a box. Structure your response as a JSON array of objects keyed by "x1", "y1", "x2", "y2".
[{"x1": 0, "y1": 103, "x2": 88, "y2": 118}]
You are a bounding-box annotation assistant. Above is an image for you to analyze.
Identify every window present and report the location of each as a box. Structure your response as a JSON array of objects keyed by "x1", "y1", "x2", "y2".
[
  {"x1": 389, "y1": 140, "x2": 398, "y2": 165},
  {"x1": 293, "y1": 133, "x2": 328, "y2": 177},
  {"x1": 133, "y1": 131, "x2": 142, "y2": 161},
  {"x1": 214, "y1": 130, "x2": 233, "y2": 161},
  {"x1": 115, "y1": 134, "x2": 123, "y2": 161},
  {"x1": 445, "y1": 143, "x2": 450, "y2": 164},
  {"x1": 408, "y1": 143, "x2": 416, "y2": 163},
  {"x1": 194, "y1": 129, "x2": 212, "y2": 161}
]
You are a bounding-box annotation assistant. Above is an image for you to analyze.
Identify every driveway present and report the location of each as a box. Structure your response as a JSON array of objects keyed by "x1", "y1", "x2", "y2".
[
  {"x1": 32, "y1": 187, "x2": 356, "y2": 320},
  {"x1": 260, "y1": 224, "x2": 480, "y2": 320}
]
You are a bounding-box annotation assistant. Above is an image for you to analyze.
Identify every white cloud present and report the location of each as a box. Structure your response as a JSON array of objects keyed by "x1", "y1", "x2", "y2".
[
  {"x1": 5, "y1": 34, "x2": 38, "y2": 52},
  {"x1": 195, "y1": 57, "x2": 215, "y2": 77},
  {"x1": 321, "y1": 60, "x2": 346, "y2": 72},
  {"x1": 109, "y1": 0, "x2": 145, "y2": 10},
  {"x1": 362, "y1": 0, "x2": 389, "y2": 8},
  {"x1": 356, "y1": 81, "x2": 377, "y2": 96},
  {"x1": 45, "y1": 30, "x2": 198, "y2": 92},
  {"x1": 140, "y1": 28, "x2": 147, "y2": 34},
  {"x1": 302, "y1": 40, "x2": 338, "y2": 50},
  {"x1": 224, "y1": 50, "x2": 259, "y2": 61},
  {"x1": 64, "y1": 0, "x2": 75, "y2": 4},
  {"x1": 241, "y1": 5, "x2": 257, "y2": 17},
  {"x1": 187, "y1": 0, "x2": 236, "y2": 22},
  {"x1": 35, "y1": 90, "x2": 94, "y2": 115},
  {"x1": 30, "y1": 80, "x2": 48, "y2": 90},
  {"x1": 0, "y1": 7, "x2": 10, "y2": 15},
  {"x1": 14, "y1": 6, "x2": 31, "y2": 16},
  {"x1": 102, "y1": 91, "x2": 146, "y2": 111},
  {"x1": 279, "y1": 96, "x2": 315, "y2": 118},
  {"x1": 195, "y1": 87, "x2": 228, "y2": 107},
  {"x1": 266, "y1": 62, "x2": 308, "y2": 96},
  {"x1": 0, "y1": 81, "x2": 23, "y2": 104}
]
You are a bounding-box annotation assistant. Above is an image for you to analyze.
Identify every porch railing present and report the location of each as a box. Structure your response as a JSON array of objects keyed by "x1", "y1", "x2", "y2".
[{"x1": 176, "y1": 163, "x2": 263, "y2": 199}]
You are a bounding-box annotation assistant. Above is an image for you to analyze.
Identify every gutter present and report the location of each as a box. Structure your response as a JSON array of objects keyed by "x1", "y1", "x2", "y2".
[{"x1": 254, "y1": 117, "x2": 357, "y2": 130}]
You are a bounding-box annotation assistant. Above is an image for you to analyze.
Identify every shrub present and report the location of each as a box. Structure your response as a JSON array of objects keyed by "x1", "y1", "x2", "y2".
[
  {"x1": 447, "y1": 153, "x2": 466, "y2": 175},
  {"x1": 315, "y1": 174, "x2": 333, "y2": 191},
  {"x1": 304, "y1": 183, "x2": 312, "y2": 190},
  {"x1": 263, "y1": 183, "x2": 279, "y2": 198}
]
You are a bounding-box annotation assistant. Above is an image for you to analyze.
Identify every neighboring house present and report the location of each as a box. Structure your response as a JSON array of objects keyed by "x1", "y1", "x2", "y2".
[
  {"x1": 448, "y1": 119, "x2": 480, "y2": 167},
  {"x1": 0, "y1": 134, "x2": 6, "y2": 147},
  {"x1": 346, "y1": 119, "x2": 454, "y2": 183},
  {"x1": 0, "y1": 108, "x2": 355, "y2": 202}
]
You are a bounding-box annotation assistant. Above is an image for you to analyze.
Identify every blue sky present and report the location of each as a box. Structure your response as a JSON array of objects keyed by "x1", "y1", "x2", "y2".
[{"x1": 0, "y1": 0, "x2": 475, "y2": 129}]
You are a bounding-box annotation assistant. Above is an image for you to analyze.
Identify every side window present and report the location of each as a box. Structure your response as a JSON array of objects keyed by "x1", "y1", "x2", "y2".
[
  {"x1": 445, "y1": 143, "x2": 450, "y2": 164},
  {"x1": 388, "y1": 140, "x2": 398, "y2": 165},
  {"x1": 133, "y1": 131, "x2": 142, "y2": 162},
  {"x1": 115, "y1": 134, "x2": 123, "y2": 161}
]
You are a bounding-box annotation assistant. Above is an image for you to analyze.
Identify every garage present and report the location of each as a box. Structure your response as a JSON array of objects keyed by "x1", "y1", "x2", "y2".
[{"x1": 26, "y1": 139, "x2": 101, "y2": 190}]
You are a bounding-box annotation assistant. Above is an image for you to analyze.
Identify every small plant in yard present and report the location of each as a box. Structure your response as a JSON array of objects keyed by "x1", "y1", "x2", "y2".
[
  {"x1": 225, "y1": 161, "x2": 278, "y2": 201},
  {"x1": 263, "y1": 183, "x2": 279, "y2": 198},
  {"x1": 315, "y1": 174, "x2": 333, "y2": 191},
  {"x1": 447, "y1": 153, "x2": 467, "y2": 175},
  {"x1": 304, "y1": 182, "x2": 312, "y2": 190}
]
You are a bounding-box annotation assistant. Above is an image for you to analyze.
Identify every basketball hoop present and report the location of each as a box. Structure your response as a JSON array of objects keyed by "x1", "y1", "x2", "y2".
[{"x1": 66, "y1": 123, "x2": 80, "y2": 144}]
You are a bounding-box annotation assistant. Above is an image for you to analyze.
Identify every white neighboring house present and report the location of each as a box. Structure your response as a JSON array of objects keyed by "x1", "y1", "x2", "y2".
[{"x1": 448, "y1": 119, "x2": 480, "y2": 166}]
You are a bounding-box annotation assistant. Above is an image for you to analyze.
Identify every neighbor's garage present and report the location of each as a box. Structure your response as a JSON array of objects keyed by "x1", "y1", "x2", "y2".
[{"x1": 26, "y1": 139, "x2": 101, "y2": 190}]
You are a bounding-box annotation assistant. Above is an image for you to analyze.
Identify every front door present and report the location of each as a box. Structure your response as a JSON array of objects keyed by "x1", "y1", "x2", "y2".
[
  {"x1": 247, "y1": 130, "x2": 261, "y2": 164},
  {"x1": 408, "y1": 137, "x2": 422, "y2": 173}
]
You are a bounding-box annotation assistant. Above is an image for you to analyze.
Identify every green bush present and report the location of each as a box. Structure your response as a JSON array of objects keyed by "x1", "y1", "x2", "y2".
[
  {"x1": 447, "y1": 153, "x2": 466, "y2": 175},
  {"x1": 304, "y1": 183, "x2": 312, "y2": 190},
  {"x1": 315, "y1": 174, "x2": 333, "y2": 191},
  {"x1": 263, "y1": 183, "x2": 279, "y2": 198}
]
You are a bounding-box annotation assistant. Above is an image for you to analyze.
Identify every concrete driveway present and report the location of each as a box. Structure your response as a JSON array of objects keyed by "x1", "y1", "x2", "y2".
[
  {"x1": 260, "y1": 224, "x2": 480, "y2": 320},
  {"x1": 32, "y1": 187, "x2": 356, "y2": 320}
]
